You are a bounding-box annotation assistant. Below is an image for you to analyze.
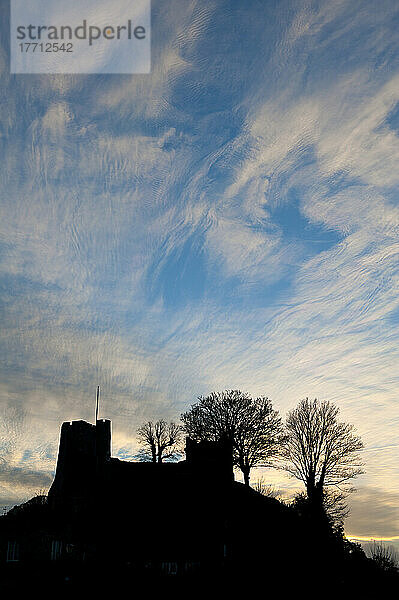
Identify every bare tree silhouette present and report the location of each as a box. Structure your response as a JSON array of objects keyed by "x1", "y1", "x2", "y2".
[
  {"x1": 181, "y1": 390, "x2": 283, "y2": 486},
  {"x1": 136, "y1": 420, "x2": 183, "y2": 463},
  {"x1": 366, "y1": 542, "x2": 399, "y2": 574},
  {"x1": 252, "y1": 477, "x2": 280, "y2": 499},
  {"x1": 282, "y1": 398, "x2": 364, "y2": 515}
]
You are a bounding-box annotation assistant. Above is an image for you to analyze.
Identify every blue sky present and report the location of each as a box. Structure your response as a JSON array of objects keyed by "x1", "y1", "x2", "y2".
[{"x1": 1, "y1": 0, "x2": 399, "y2": 545}]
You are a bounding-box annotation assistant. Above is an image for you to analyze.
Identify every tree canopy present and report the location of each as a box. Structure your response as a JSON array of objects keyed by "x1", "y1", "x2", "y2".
[{"x1": 181, "y1": 390, "x2": 283, "y2": 485}]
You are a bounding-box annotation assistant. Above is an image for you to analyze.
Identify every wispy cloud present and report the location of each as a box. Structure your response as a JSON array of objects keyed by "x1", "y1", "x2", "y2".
[
  {"x1": 346, "y1": 486, "x2": 399, "y2": 538},
  {"x1": 0, "y1": 1, "x2": 398, "y2": 538}
]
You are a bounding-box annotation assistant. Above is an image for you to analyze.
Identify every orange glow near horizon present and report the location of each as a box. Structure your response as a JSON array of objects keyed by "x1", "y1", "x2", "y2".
[{"x1": 347, "y1": 535, "x2": 399, "y2": 542}]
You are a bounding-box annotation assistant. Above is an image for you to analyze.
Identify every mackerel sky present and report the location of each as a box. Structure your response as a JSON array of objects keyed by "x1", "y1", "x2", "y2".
[{"x1": 1, "y1": 0, "x2": 399, "y2": 545}]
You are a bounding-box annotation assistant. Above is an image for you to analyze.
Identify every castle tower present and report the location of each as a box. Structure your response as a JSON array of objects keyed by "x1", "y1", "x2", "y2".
[
  {"x1": 96, "y1": 418, "x2": 111, "y2": 463},
  {"x1": 48, "y1": 417, "x2": 111, "y2": 507},
  {"x1": 185, "y1": 437, "x2": 234, "y2": 484}
]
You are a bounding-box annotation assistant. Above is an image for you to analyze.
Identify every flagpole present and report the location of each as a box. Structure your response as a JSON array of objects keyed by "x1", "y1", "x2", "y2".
[{"x1": 95, "y1": 385, "x2": 100, "y2": 424}]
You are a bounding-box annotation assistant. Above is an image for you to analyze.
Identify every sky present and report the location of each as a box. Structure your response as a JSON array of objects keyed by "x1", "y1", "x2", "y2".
[{"x1": 0, "y1": 0, "x2": 399, "y2": 547}]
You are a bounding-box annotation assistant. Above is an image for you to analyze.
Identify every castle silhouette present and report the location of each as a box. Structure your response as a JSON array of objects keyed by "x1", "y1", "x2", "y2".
[
  {"x1": 49, "y1": 417, "x2": 234, "y2": 511},
  {"x1": 1, "y1": 413, "x2": 243, "y2": 582},
  {"x1": 46, "y1": 415, "x2": 235, "y2": 577},
  {"x1": 0, "y1": 412, "x2": 396, "y2": 593}
]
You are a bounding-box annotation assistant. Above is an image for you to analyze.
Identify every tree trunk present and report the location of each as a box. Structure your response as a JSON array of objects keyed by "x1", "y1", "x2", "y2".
[
  {"x1": 151, "y1": 444, "x2": 156, "y2": 463},
  {"x1": 307, "y1": 482, "x2": 325, "y2": 521},
  {"x1": 243, "y1": 468, "x2": 250, "y2": 486}
]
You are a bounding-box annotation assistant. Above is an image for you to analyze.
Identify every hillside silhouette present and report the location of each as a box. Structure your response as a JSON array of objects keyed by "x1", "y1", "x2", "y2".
[{"x1": 0, "y1": 417, "x2": 397, "y2": 595}]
